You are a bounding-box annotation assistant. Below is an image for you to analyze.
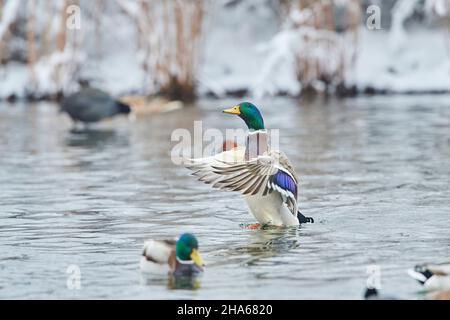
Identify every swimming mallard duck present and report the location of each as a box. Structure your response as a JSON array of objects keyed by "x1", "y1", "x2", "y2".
[
  {"x1": 408, "y1": 263, "x2": 450, "y2": 291},
  {"x1": 140, "y1": 233, "x2": 205, "y2": 276},
  {"x1": 186, "y1": 102, "x2": 314, "y2": 227}
]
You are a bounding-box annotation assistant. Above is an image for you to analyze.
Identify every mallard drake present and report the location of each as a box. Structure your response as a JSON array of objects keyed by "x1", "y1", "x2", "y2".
[
  {"x1": 140, "y1": 233, "x2": 205, "y2": 276},
  {"x1": 61, "y1": 88, "x2": 131, "y2": 124},
  {"x1": 186, "y1": 102, "x2": 314, "y2": 227},
  {"x1": 408, "y1": 263, "x2": 450, "y2": 291}
]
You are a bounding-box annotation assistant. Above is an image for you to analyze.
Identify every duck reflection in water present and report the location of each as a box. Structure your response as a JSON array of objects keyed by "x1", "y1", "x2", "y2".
[
  {"x1": 210, "y1": 227, "x2": 303, "y2": 269},
  {"x1": 241, "y1": 227, "x2": 302, "y2": 261},
  {"x1": 168, "y1": 274, "x2": 202, "y2": 290},
  {"x1": 65, "y1": 129, "x2": 120, "y2": 149},
  {"x1": 141, "y1": 273, "x2": 202, "y2": 291}
]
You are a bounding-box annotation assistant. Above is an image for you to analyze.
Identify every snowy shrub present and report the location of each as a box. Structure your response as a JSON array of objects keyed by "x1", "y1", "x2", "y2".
[
  {"x1": 0, "y1": 0, "x2": 21, "y2": 63},
  {"x1": 0, "y1": 0, "x2": 86, "y2": 99},
  {"x1": 117, "y1": 0, "x2": 207, "y2": 102},
  {"x1": 0, "y1": 0, "x2": 449, "y2": 100},
  {"x1": 27, "y1": 0, "x2": 86, "y2": 98},
  {"x1": 252, "y1": 0, "x2": 361, "y2": 97}
]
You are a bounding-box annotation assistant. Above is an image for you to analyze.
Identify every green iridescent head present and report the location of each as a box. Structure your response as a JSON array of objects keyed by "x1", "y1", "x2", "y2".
[
  {"x1": 223, "y1": 102, "x2": 265, "y2": 131},
  {"x1": 176, "y1": 233, "x2": 204, "y2": 267}
]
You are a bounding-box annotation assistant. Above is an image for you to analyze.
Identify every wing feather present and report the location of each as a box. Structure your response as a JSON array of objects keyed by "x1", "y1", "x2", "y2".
[{"x1": 185, "y1": 149, "x2": 300, "y2": 215}]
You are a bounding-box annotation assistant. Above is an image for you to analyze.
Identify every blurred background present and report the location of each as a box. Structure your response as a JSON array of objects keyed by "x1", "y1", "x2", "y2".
[
  {"x1": 0, "y1": 0, "x2": 449, "y2": 102},
  {"x1": 1, "y1": 0, "x2": 450, "y2": 300}
]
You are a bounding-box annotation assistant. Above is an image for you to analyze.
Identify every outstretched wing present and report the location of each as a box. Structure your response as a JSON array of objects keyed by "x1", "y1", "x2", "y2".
[
  {"x1": 185, "y1": 147, "x2": 246, "y2": 184},
  {"x1": 186, "y1": 150, "x2": 299, "y2": 215}
]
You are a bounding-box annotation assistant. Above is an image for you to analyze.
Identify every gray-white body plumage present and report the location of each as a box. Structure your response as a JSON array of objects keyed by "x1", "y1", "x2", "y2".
[
  {"x1": 186, "y1": 143, "x2": 301, "y2": 226},
  {"x1": 408, "y1": 263, "x2": 450, "y2": 291}
]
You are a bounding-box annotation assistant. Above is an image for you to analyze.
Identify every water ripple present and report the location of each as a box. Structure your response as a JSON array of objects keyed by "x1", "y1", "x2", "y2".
[{"x1": 1, "y1": 96, "x2": 450, "y2": 299}]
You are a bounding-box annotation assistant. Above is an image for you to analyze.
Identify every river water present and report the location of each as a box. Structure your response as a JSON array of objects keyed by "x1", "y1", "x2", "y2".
[{"x1": 0, "y1": 95, "x2": 449, "y2": 299}]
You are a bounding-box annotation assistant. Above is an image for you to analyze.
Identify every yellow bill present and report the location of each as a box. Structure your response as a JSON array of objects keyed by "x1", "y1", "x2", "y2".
[
  {"x1": 190, "y1": 249, "x2": 205, "y2": 268},
  {"x1": 223, "y1": 105, "x2": 241, "y2": 115}
]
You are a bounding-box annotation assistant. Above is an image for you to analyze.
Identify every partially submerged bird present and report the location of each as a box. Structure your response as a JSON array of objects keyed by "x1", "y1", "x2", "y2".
[
  {"x1": 140, "y1": 233, "x2": 205, "y2": 276},
  {"x1": 363, "y1": 287, "x2": 398, "y2": 300},
  {"x1": 186, "y1": 102, "x2": 314, "y2": 227},
  {"x1": 408, "y1": 263, "x2": 450, "y2": 291},
  {"x1": 61, "y1": 88, "x2": 131, "y2": 125},
  {"x1": 364, "y1": 287, "x2": 380, "y2": 300},
  {"x1": 119, "y1": 95, "x2": 183, "y2": 116}
]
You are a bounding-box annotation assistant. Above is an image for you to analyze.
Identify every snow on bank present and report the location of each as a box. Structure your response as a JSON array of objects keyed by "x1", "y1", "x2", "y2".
[
  {"x1": 0, "y1": 63, "x2": 28, "y2": 98},
  {"x1": 199, "y1": 2, "x2": 450, "y2": 97},
  {"x1": 0, "y1": 0, "x2": 449, "y2": 100},
  {"x1": 0, "y1": 0, "x2": 20, "y2": 43},
  {"x1": 351, "y1": 28, "x2": 450, "y2": 93},
  {"x1": 201, "y1": 22, "x2": 450, "y2": 95},
  {"x1": 198, "y1": 0, "x2": 279, "y2": 97}
]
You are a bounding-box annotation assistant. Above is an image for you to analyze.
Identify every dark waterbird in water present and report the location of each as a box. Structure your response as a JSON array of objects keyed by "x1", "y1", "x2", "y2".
[
  {"x1": 364, "y1": 287, "x2": 399, "y2": 300},
  {"x1": 60, "y1": 88, "x2": 131, "y2": 128}
]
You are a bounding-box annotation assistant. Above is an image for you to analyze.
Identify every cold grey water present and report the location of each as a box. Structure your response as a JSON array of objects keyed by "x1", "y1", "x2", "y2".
[{"x1": 0, "y1": 95, "x2": 449, "y2": 299}]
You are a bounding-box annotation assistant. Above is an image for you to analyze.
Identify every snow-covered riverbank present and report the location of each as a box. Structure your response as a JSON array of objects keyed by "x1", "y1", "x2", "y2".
[{"x1": 0, "y1": 0, "x2": 449, "y2": 100}]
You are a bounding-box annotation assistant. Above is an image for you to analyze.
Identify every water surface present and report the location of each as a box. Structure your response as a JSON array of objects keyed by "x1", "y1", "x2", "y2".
[{"x1": 0, "y1": 95, "x2": 449, "y2": 299}]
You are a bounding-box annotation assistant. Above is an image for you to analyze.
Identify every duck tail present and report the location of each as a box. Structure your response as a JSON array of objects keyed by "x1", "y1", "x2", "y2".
[
  {"x1": 297, "y1": 211, "x2": 314, "y2": 224},
  {"x1": 407, "y1": 265, "x2": 434, "y2": 285}
]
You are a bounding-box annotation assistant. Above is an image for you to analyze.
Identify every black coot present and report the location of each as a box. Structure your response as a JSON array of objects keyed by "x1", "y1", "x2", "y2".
[{"x1": 61, "y1": 88, "x2": 131, "y2": 124}]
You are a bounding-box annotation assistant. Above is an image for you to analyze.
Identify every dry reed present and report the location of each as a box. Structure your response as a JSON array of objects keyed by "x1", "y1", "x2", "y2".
[
  {"x1": 285, "y1": 0, "x2": 361, "y2": 94},
  {"x1": 117, "y1": 0, "x2": 206, "y2": 102}
]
